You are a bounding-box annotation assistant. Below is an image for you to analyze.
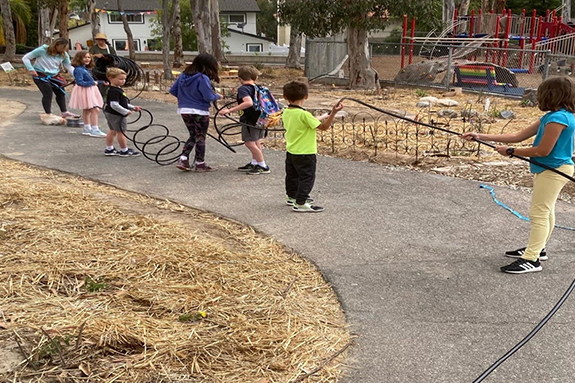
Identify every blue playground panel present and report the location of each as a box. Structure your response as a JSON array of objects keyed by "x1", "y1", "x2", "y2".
[{"x1": 509, "y1": 68, "x2": 529, "y2": 73}]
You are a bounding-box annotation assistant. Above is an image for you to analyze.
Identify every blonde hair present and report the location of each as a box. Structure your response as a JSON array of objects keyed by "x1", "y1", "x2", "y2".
[
  {"x1": 106, "y1": 67, "x2": 126, "y2": 79},
  {"x1": 47, "y1": 38, "x2": 69, "y2": 58},
  {"x1": 238, "y1": 66, "x2": 259, "y2": 81}
]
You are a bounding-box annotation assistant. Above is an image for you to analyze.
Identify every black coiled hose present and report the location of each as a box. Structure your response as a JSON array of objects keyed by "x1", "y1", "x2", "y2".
[{"x1": 93, "y1": 54, "x2": 146, "y2": 98}]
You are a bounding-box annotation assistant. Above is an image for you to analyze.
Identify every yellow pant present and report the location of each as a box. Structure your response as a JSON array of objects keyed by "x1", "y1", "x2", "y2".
[{"x1": 522, "y1": 164, "x2": 574, "y2": 261}]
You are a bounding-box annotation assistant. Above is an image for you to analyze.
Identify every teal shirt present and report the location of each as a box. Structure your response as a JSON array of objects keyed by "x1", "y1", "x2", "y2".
[
  {"x1": 22, "y1": 45, "x2": 74, "y2": 76},
  {"x1": 530, "y1": 109, "x2": 575, "y2": 173}
]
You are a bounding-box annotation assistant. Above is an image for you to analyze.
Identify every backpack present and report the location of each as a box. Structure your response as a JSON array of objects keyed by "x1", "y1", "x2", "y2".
[{"x1": 252, "y1": 84, "x2": 282, "y2": 129}]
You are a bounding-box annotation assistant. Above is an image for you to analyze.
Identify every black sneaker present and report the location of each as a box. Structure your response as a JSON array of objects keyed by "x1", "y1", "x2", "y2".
[
  {"x1": 286, "y1": 196, "x2": 314, "y2": 206},
  {"x1": 104, "y1": 148, "x2": 119, "y2": 156},
  {"x1": 247, "y1": 165, "x2": 271, "y2": 175},
  {"x1": 292, "y1": 202, "x2": 324, "y2": 213},
  {"x1": 119, "y1": 148, "x2": 141, "y2": 157},
  {"x1": 505, "y1": 247, "x2": 547, "y2": 261},
  {"x1": 238, "y1": 163, "x2": 256, "y2": 172},
  {"x1": 500, "y1": 259, "x2": 542, "y2": 274}
]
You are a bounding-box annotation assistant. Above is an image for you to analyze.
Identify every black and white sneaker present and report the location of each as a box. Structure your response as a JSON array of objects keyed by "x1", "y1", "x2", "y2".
[
  {"x1": 237, "y1": 163, "x2": 256, "y2": 172},
  {"x1": 286, "y1": 196, "x2": 314, "y2": 206},
  {"x1": 500, "y1": 259, "x2": 542, "y2": 274},
  {"x1": 292, "y1": 202, "x2": 324, "y2": 213},
  {"x1": 505, "y1": 247, "x2": 547, "y2": 261}
]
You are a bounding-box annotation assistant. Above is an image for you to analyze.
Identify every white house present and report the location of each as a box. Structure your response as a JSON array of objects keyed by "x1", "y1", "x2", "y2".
[{"x1": 67, "y1": 0, "x2": 274, "y2": 54}]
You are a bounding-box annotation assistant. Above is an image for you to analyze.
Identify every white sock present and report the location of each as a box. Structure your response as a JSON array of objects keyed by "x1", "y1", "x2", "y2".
[
  {"x1": 106, "y1": 146, "x2": 114, "y2": 150},
  {"x1": 257, "y1": 161, "x2": 267, "y2": 168},
  {"x1": 195, "y1": 161, "x2": 205, "y2": 165},
  {"x1": 180, "y1": 155, "x2": 188, "y2": 160},
  {"x1": 84, "y1": 124, "x2": 91, "y2": 129},
  {"x1": 250, "y1": 159, "x2": 258, "y2": 165},
  {"x1": 92, "y1": 125, "x2": 99, "y2": 131},
  {"x1": 120, "y1": 147, "x2": 128, "y2": 152}
]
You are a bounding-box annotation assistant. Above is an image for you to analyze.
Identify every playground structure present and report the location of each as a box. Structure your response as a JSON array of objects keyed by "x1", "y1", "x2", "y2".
[{"x1": 401, "y1": 8, "x2": 575, "y2": 75}]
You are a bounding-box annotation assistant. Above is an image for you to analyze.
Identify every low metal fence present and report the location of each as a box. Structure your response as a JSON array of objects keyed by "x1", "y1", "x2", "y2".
[{"x1": 263, "y1": 110, "x2": 509, "y2": 163}]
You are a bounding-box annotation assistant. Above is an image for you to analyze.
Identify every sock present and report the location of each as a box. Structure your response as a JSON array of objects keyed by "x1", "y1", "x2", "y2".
[
  {"x1": 120, "y1": 147, "x2": 128, "y2": 152},
  {"x1": 92, "y1": 125, "x2": 99, "y2": 131},
  {"x1": 257, "y1": 161, "x2": 267, "y2": 168},
  {"x1": 106, "y1": 146, "x2": 114, "y2": 150},
  {"x1": 180, "y1": 155, "x2": 188, "y2": 160},
  {"x1": 195, "y1": 161, "x2": 205, "y2": 165},
  {"x1": 250, "y1": 159, "x2": 258, "y2": 165},
  {"x1": 84, "y1": 124, "x2": 91, "y2": 130}
]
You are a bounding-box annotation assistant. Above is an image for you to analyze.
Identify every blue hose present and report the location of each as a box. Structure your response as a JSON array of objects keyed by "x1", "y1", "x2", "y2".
[{"x1": 480, "y1": 184, "x2": 575, "y2": 231}]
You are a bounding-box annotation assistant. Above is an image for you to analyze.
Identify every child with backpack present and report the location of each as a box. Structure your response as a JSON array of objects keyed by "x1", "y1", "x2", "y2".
[{"x1": 220, "y1": 66, "x2": 278, "y2": 175}]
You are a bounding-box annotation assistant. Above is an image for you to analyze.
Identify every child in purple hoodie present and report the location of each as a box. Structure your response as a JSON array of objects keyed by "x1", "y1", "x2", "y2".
[{"x1": 170, "y1": 53, "x2": 221, "y2": 172}]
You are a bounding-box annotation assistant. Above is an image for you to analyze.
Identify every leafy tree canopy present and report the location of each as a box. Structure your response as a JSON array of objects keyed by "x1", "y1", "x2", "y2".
[
  {"x1": 278, "y1": 0, "x2": 441, "y2": 38},
  {"x1": 504, "y1": 0, "x2": 562, "y2": 17}
]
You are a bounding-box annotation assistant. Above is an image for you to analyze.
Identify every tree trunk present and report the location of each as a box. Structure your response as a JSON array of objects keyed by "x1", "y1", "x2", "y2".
[
  {"x1": 38, "y1": 8, "x2": 50, "y2": 45},
  {"x1": 1, "y1": 0, "x2": 16, "y2": 61},
  {"x1": 161, "y1": 0, "x2": 173, "y2": 79},
  {"x1": 89, "y1": 0, "x2": 99, "y2": 38},
  {"x1": 209, "y1": 0, "x2": 225, "y2": 61},
  {"x1": 117, "y1": 0, "x2": 136, "y2": 60},
  {"x1": 443, "y1": 0, "x2": 455, "y2": 24},
  {"x1": 286, "y1": 28, "x2": 302, "y2": 69},
  {"x1": 191, "y1": 0, "x2": 211, "y2": 54},
  {"x1": 58, "y1": 0, "x2": 69, "y2": 40},
  {"x1": 172, "y1": 0, "x2": 184, "y2": 68},
  {"x1": 346, "y1": 27, "x2": 378, "y2": 90}
]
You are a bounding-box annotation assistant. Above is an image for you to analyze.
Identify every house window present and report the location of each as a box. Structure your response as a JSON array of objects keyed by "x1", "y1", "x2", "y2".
[
  {"x1": 220, "y1": 14, "x2": 245, "y2": 24},
  {"x1": 109, "y1": 13, "x2": 144, "y2": 24},
  {"x1": 246, "y1": 44, "x2": 263, "y2": 53},
  {"x1": 113, "y1": 39, "x2": 141, "y2": 51}
]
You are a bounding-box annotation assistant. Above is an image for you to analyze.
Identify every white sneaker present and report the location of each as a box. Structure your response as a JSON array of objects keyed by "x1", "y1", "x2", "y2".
[
  {"x1": 82, "y1": 126, "x2": 92, "y2": 136},
  {"x1": 89, "y1": 128, "x2": 107, "y2": 137}
]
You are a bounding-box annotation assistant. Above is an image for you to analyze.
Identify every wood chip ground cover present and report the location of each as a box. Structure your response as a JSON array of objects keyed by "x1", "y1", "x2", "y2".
[{"x1": 0, "y1": 159, "x2": 350, "y2": 383}]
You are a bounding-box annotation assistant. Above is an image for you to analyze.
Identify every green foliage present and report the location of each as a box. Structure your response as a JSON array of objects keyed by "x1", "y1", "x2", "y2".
[
  {"x1": 505, "y1": 0, "x2": 562, "y2": 17},
  {"x1": 278, "y1": 0, "x2": 442, "y2": 39},
  {"x1": 15, "y1": 43, "x2": 33, "y2": 53},
  {"x1": 415, "y1": 88, "x2": 428, "y2": 97},
  {"x1": 256, "y1": 0, "x2": 278, "y2": 41},
  {"x1": 37, "y1": 334, "x2": 72, "y2": 361},
  {"x1": 84, "y1": 276, "x2": 108, "y2": 292}
]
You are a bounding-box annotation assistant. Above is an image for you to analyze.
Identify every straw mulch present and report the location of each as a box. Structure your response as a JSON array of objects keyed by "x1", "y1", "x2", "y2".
[{"x1": 0, "y1": 157, "x2": 351, "y2": 383}]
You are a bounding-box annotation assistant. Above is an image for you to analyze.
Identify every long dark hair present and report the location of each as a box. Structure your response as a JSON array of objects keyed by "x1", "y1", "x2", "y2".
[{"x1": 183, "y1": 53, "x2": 220, "y2": 83}]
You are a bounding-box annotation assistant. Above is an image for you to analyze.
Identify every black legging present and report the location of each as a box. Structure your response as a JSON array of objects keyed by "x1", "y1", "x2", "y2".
[{"x1": 33, "y1": 76, "x2": 67, "y2": 114}]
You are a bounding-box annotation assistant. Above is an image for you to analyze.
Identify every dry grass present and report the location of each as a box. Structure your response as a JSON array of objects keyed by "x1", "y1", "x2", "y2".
[{"x1": 0, "y1": 158, "x2": 350, "y2": 383}]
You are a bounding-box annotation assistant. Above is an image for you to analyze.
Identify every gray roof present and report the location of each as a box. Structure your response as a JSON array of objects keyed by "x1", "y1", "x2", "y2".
[
  {"x1": 219, "y1": 0, "x2": 260, "y2": 12},
  {"x1": 95, "y1": 0, "x2": 259, "y2": 12},
  {"x1": 94, "y1": 0, "x2": 160, "y2": 11}
]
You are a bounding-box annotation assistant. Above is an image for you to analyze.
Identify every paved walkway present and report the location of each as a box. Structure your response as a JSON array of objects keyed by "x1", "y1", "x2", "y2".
[{"x1": 2, "y1": 87, "x2": 575, "y2": 382}]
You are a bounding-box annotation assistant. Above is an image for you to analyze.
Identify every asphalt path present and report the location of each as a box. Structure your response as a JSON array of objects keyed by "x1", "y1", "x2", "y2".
[{"x1": 2, "y1": 87, "x2": 575, "y2": 382}]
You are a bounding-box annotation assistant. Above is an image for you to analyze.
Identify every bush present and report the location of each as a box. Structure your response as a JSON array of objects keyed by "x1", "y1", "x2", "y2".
[{"x1": 16, "y1": 44, "x2": 35, "y2": 54}]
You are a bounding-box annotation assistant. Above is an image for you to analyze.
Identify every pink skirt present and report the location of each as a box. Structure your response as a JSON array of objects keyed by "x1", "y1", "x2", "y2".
[{"x1": 69, "y1": 85, "x2": 104, "y2": 110}]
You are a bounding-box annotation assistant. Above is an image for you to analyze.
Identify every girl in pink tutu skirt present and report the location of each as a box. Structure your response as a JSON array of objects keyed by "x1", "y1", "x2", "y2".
[{"x1": 69, "y1": 51, "x2": 108, "y2": 137}]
